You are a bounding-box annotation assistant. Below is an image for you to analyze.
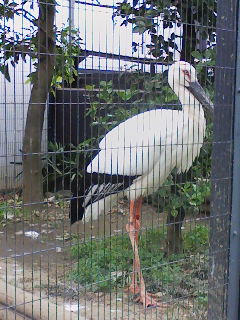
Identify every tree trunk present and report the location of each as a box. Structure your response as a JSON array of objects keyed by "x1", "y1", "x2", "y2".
[
  {"x1": 163, "y1": 3, "x2": 198, "y2": 255},
  {"x1": 22, "y1": 0, "x2": 56, "y2": 208},
  {"x1": 164, "y1": 208, "x2": 185, "y2": 256}
]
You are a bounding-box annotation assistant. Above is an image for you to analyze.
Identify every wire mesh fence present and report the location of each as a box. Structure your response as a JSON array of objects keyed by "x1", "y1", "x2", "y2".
[{"x1": 0, "y1": 0, "x2": 239, "y2": 319}]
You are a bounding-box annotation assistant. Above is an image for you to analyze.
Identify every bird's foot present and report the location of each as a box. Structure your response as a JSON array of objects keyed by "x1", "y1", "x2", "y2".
[{"x1": 135, "y1": 291, "x2": 167, "y2": 309}]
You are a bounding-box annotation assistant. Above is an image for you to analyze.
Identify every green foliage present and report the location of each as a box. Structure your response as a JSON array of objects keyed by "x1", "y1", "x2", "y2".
[
  {"x1": 0, "y1": 202, "x2": 6, "y2": 221},
  {"x1": 151, "y1": 178, "x2": 211, "y2": 218},
  {"x1": 86, "y1": 73, "x2": 179, "y2": 135},
  {"x1": 192, "y1": 47, "x2": 216, "y2": 101},
  {"x1": 86, "y1": 79, "x2": 139, "y2": 135},
  {"x1": 70, "y1": 227, "x2": 208, "y2": 302},
  {"x1": 42, "y1": 140, "x2": 94, "y2": 186},
  {"x1": 0, "y1": 0, "x2": 29, "y2": 81},
  {"x1": 0, "y1": 198, "x2": 22, "y2": 222},
  {"x1": 70, "y1": 229, "x2": 163, "y2": 292},
  {"x1": 25, "y1": 27, "x2": 83, "y2": 90},
  {"x1": 135, "y1": 72, "x2": 179, "y2": 106},
  {"x1": 0, "y1": 2, "x2": 82, "y2": 87},
  {"x1": 116, "y1": 0, "x2": 217, "y2": 61},
  {"x1": 183, "y1": 225, "x2": 209, "y2": 253},
  {"x1": 0, "y1": 1, "x2": 18, "y2": 20},
  {"x1": 154, "y1": 175, "x2": 210, "y2": 222},
  {"x1": 182, "y1": 182, "x2": 210, "y2": 209},
  {"x1": 0, "y1": 2, "x2": 40, "y2": 81},
  {"x1": 51, "y1": 27, "x2": 82, "y2": 90}
]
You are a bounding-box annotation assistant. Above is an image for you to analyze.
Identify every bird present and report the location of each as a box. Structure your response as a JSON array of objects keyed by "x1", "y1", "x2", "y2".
[{"x1": 70, "y1": 60, "x2": 213, "y2": 308}]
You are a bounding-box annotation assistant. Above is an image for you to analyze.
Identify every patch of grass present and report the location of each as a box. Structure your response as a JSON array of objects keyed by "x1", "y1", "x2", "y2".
[
  {"x1": 183, "y1": 225, "x2": 209, "y2": 254},
  {"x1": 0, "y1": 202, "x2": 5, "y2": 221},
  {"x1": 0, "y1": 199, "x2": 22, "y2": 223},
  {"x1": 71, "y1": 228, "x2": 165, "y2": 291},
  {"x1": 70, "y1": 226, "x2": 209, "y2": 306}
]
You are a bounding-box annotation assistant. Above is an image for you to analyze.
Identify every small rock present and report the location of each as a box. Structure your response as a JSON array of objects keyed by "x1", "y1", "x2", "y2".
[
  {"x1": 64, "y1": 304, "x2": 85, "y2": 312},
  {"x1": 5, "y1": 212, "x2": 14, "y2": 220},
  {"x1": 25, "y1": 231, "x2": 39, "y2": 239},
  {"x1": 56, "y1": 233, "x2": 71, "y2": 241},
  {"x1": 41, "y1": 229, "x2": 53, "y2": 234},
  {"x1": 155, "y1": 292, "x2": 164, "y2": 298}
]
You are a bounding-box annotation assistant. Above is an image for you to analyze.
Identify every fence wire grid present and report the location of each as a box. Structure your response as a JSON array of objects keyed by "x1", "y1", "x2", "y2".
[{"x1": 0, "y1": 0, "x2": 239, "y2": 319}]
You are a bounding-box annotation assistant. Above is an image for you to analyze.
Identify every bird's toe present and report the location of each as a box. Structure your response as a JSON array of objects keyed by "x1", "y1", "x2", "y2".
[{"x1": 138, "y1": 291, "x2": 168, "y2": 309}]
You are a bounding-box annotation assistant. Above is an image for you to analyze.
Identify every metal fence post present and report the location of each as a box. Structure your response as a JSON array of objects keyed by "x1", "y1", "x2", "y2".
[
  {"x1": 208, "y1": 0, "x2": 238, "y2": 319},
  {"x1": 227, "y1": 1, "x2": 240, "y2": 318}
]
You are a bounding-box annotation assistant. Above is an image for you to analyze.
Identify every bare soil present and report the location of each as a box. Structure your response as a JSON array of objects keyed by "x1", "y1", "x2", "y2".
[{"x1": 0, "y1": 198, "x2": 201, "y2": 319}]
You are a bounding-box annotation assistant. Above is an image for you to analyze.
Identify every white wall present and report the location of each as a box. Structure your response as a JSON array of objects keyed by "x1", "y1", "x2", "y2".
[
  {"x1": 0, "y1": 57, "x2": 48, "y2": 190},
  {"x1": 76, "y1": 1, "x2": 182, "y2": 71}
]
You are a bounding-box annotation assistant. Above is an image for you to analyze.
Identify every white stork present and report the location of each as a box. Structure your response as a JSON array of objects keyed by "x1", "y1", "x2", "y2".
[{"x1": 70, "y1": 61, "x2": 213, "y2": 308}]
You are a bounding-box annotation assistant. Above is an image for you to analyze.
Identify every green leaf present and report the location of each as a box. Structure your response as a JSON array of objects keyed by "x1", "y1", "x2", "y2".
[
  {"x1": 56, "y1": 75, "x2": 62, "y2": 82},
  {"x1": 85, "y1": 84, "x2": 95, "y2": 90},
  {"x1": 71, "y1": 173, "x2": 76, "y2": 182},
  {"x1": 171, "y1": 209, "x2": 178, "y2": 217},
  {"x1": 0, "y1": 64, "x2": 10, "y2": 82},
  {"x1": 132, "y1": 26, "x2": 146, "y2": 34},
  {"x1": 191, "y1": 50, "x2": 203, "y2": 60}
]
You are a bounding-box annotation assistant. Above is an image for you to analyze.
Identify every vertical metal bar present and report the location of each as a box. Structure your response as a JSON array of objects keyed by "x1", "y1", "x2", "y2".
[
  {"x1": 208, "y1": 0, "x2": 237, "y2": 318},
  {"x1": 227, "y1": 1, "x2": 240, "y2": 318}
]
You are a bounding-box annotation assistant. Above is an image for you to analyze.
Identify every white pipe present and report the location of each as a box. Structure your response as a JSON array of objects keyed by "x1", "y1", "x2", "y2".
[{"x1": 69, "y1": 0, "x2": 75, "y2": 34}]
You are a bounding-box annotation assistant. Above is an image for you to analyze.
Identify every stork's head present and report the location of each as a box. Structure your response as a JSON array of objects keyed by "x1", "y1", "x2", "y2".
[
  {"x1": 168, "y1": 61, "x2": 197, "y2": 88},
  {"x1": 168, "y1": 61, "x2": 214, "y2": 116}
]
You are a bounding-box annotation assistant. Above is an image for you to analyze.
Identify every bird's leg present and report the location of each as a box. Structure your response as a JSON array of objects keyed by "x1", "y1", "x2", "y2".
[
  {"x1": 125, "y1": 199, "x2": 140, "y2": 295},
  {"x1": 126, "y1": 197, "x2": 163, "y2": 308}
]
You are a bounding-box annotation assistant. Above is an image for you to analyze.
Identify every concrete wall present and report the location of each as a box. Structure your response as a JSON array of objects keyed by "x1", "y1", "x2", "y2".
[{"x1": 0, "y1": 57, "x2": 47, "y2": 191}]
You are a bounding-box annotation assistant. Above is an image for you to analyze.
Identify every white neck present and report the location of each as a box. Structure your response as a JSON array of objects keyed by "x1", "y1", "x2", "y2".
[{"x1": 177, "y1": 86, "x2": 204, "y2": 118}]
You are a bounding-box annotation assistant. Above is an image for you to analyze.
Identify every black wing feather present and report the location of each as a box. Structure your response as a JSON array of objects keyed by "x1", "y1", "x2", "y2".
[{"x1": 70, "y1": 172, "x2": 138, "y2": 224}]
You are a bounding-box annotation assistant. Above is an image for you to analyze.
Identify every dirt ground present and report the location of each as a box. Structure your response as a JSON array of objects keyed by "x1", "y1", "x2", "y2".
[{"x1": 0, "y1": 198, "x2": 199, "y2": 320}]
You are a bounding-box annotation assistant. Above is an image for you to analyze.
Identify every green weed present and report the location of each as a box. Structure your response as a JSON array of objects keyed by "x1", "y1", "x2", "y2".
[
  {"x1": 0, "y1": 199, "x2": 22, "y2": 222},
  {"x1": 183, "y1": 225, "x2": 209, "y2": 254},
  {"x1": 70, "y1": 227, "x2": 209, "y2": 302}
]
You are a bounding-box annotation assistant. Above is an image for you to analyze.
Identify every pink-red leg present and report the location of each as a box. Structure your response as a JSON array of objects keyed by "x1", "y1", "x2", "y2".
[
  {"x1": 125, "y1": 199, "x2": 140, "y2": 295},
  {"x1": 125, "y1": 197, "x2": 163, "y2": 308}
]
